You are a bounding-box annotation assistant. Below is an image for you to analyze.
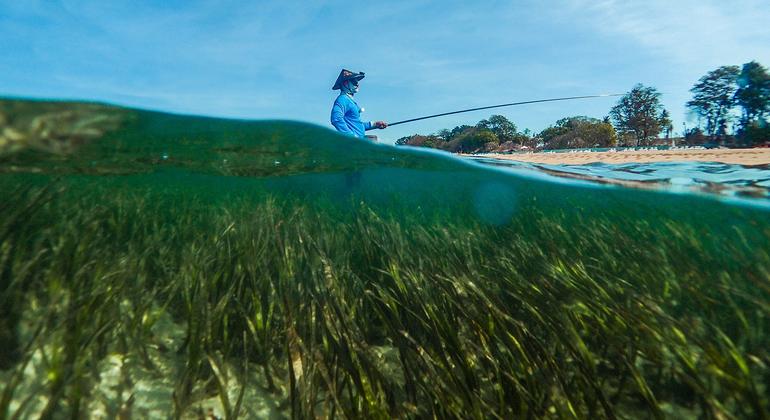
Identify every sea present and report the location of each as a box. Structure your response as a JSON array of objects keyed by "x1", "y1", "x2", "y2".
[
  {"x1": 471, "y1": 155, "x2": 770, "y2": 208},
  {"x1": 1, "y1": 98, "x2": 769, "y2": 418}
]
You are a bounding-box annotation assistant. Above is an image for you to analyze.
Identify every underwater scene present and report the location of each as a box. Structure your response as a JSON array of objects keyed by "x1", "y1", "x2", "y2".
[{"x1": 1, "y1": 98, "x2": 769, "y2": 419}]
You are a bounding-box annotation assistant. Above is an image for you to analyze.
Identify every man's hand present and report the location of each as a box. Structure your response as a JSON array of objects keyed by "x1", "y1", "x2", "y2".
[{"x1": 373, "y1": 121, "x2": 388, "y2": 129}]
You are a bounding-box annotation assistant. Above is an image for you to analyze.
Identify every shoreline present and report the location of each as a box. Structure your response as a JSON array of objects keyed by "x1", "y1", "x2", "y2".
[{"x1": 471, "y1": 148, "x2": 770, "y2": 166}]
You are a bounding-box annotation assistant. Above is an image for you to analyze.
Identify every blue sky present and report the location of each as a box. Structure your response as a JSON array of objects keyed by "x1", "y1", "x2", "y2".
[{"x1": 1, "y1": 0, "x2": 769, "y2": 144}]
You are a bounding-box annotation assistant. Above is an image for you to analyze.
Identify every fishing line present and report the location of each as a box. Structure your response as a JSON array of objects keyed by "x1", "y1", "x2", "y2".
[{"x1": 387, "y1": 94, "x2": 623, "y2": 127}]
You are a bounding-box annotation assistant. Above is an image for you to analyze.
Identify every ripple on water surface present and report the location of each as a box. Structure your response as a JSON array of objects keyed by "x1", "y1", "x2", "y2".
[{"x1": 470, "y1": 157, "x2": 770, "y2": 208}]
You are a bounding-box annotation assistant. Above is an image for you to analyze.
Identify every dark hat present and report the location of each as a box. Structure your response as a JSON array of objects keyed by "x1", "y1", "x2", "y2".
[{"x1": 332, "y1": 69, "x2": 365, "y2": 90}]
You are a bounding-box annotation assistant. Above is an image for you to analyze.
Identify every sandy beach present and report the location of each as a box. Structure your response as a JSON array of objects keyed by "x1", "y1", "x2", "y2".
[{"x1": 477, "y1": 148, "x2": 770, "y2": 166}]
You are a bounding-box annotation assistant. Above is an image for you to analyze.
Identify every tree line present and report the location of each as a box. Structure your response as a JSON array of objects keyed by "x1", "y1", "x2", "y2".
[
  {"x1": 396, "y1": 60, "x2": 769, "y2": 152},
  {"x1": 687, "y1": 61, "x2": 770, "y2": 144}
]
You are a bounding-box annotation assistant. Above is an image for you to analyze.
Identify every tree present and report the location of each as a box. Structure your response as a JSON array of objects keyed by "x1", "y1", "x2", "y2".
[
  {"x1": 510, "y1": 132, "x2": 531, "y2": 146},
  {"x1": 741, "y1": 121, "x2": 770, "y2": 145},
  {"x1": 686, "y1": 65, "x2": 740, "y2": 139},
  {"x1": 449, "y1": 125, "x2": 472, "y2": 139},
  {"x1": 609, "y1": 84, "x2": 668, "y2": 146},
  {"x1": 462, "y1": 129, "x2": 497, "y2": 153},
  {"x1": 477, "y1": 115, "x2": 517, "y2": 143},
  {"x1": 684, "y1": 127, "x2": 708, "y2": 146},
  {"x1": 660, "y1": 110, "x2": 673, "y2": 139},
  {"x1": 444, "y1": 127, "x2": 497, "y2": 153},
  {"x1": 539, "y1": 116, "x2": 616, "y2": 149},
  {"x1": 734, "y1": 61, "x2": 770, "y2": 127},
  {"x1": 434, "y1": 129, "x2": 452, "y2": 142},
  {"x1": 395, "y1": 135, "x2": 440, "y2": 148},
  {"x1": 538, "y1": 119, "x2": 571, "y2": 145}
]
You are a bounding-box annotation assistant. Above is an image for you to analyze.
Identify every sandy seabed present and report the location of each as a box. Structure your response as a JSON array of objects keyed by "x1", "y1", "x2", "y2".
[{"x1": 477, "y1": 148, "x2": 770, "y2": 166}]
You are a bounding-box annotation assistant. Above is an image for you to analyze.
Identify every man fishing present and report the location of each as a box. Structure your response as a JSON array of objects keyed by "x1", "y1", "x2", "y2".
[{"x1": 330, "y1": 69, "x2": 387, "y2": 139}]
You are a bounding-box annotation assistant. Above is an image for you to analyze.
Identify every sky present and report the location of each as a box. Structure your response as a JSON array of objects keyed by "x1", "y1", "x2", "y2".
[{"x1": 1, "y1": 0, "x2": 769, "y2": 144}]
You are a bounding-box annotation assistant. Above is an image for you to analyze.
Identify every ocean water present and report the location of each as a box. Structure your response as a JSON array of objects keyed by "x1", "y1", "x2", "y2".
[
  {"x1": 1, "y1": 99, "x2": 769, "y2": 418},
  {"x1": 470, "y1": 157, "x2": 770, "y2": 207}
]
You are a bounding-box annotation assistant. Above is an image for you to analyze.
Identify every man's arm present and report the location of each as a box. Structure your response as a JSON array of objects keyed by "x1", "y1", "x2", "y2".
[
  {"x1": 366, "y1": 121, "x2": 388, "y2": 130},
  {"x1": 330, "y1": 101, "x2": 354, "y2": 135}
]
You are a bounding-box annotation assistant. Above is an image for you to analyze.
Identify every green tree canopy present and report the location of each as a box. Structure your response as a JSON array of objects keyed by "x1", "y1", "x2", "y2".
[
  {"x1": 396, "y1": 134, "x2": 441, "y2": 148},
  {"x1": 449, "y1": 125, "x2": 472, "y2": 139},
  {"x1": 734, "y1": 61, "x2": 770, "y2": 126},
  {"x1": 395, "y1": 116, "x2": 538, "y2": 152},
  {"x1": 445, "y1": 127, "x2": 498, "y2": 153},
  {"x1": 539, "y1": 116, "x2": 617, "y2": 149},
  {"x1": 477, "y1": 115, "x2": 517, "y2": 143},
  {"x1": 435, "y1": 128, "x2": 452, "y2": 141},
  {"x1": 609, "y1": 84, "x2": 668, "y2": 146},
  {"x1": 687, "y1": 65, "x2": 740, "y2": 138},
  {"x1": 660, "y1": 109, "x2": 673, "y2": 139}
]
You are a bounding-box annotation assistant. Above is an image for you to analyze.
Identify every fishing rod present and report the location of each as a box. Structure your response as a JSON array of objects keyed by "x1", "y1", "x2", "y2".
[{"x1": 387, "y1": 94, "x2": 623, "y2": 127}]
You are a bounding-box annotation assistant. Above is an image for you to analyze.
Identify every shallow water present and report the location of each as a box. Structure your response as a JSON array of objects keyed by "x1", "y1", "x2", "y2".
[
  {"x1": 470, "y1": 157, "x2": 770, "y2": 207},
  {"x1": 1, "y1": 99, "x2": 769, "y2": 418}
]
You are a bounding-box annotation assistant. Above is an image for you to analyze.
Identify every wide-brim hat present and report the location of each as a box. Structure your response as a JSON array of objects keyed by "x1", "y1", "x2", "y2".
[{"x1": 332, "y1": 69, "x2": 365, "y2": 90}]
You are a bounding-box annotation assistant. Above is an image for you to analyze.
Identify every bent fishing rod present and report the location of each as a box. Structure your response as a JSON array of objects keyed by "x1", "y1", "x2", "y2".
[{"x1": 387, "y1": 93, "x2": 623, "y2": 127}]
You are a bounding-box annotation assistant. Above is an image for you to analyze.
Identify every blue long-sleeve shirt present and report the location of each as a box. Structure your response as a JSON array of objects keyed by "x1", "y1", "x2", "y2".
[{"x1": 330, "y1": 94, "x2": 372, "y2": 138}]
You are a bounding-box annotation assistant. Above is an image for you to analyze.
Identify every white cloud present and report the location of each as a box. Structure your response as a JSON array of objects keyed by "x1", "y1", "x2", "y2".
[{"x1": 561, "y1": 0, "x2": 770, "y2": 68}]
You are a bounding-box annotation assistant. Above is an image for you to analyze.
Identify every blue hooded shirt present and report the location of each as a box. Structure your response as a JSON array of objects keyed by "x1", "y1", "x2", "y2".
[{"x1": 330, "y1": 94, "x2": 373, "y2": 138}]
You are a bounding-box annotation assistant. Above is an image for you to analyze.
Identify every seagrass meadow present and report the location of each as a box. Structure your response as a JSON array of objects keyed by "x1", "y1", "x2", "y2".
[{"x1": 1, "y1": 99, "x2": 770, "y2": 419}]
